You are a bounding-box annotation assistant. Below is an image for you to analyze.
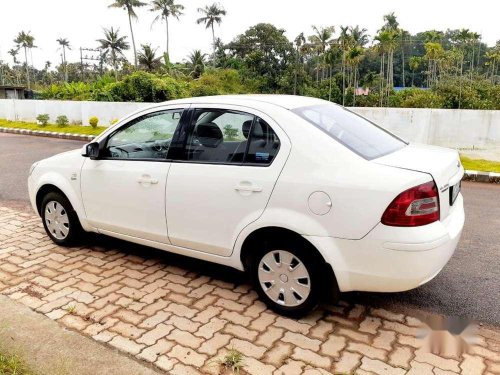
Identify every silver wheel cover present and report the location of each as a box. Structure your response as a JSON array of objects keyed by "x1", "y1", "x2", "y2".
[
  {"x1": 258, "y1": 250, "x2": 311, "y2": 307},
  {"x1": 44, "y1": 200, "x2": 70, "y2": 240}
]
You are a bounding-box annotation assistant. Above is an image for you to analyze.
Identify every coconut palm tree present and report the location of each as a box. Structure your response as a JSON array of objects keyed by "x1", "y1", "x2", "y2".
[
  {"x1": 97, "y1": 27, "x2": 130, "y2": 80},
  {"x1": 56, "y1": 38, "x2": 71, "y2": 82},
  {"x1": 138, "y1": 44, "x2": 162, "y2": 71},
  {"x1": 108, "y1": 0, "x2": 147, "y2": 68},
  {"x1": 186, "y1": 49, "x2": 206, "y2": 78},
  {"x1": 196, "y1": 3, "x2": 227, "y2": 64},
  {"x1": 150, "y1": 0, "x2": 184, "y2": 57},
  {"x1": 14, "y1": 31, "x2": 36, "y2": 89}
]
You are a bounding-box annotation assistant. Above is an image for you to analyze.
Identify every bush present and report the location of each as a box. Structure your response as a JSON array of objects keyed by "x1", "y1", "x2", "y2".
[
  {"x1": 55, "y1": 115, "x2": 69, "y2": 127},
  {"x1": 394, "y1": 88, "x2": 445, "y2": 108},
  {"x1": 107, "y1": 71, "x2": 187, "y2": 102},
  {"x1": 89, "y1": 116, "x2": 99, "y2": 128},
  {"x1": 36, "y1": 114, "x2": 50, "y2": 126}
]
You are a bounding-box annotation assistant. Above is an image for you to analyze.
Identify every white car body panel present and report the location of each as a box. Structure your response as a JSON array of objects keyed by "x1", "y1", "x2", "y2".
[{"x1": 28, "y1": 95, "x2": 465, "y2": 294}]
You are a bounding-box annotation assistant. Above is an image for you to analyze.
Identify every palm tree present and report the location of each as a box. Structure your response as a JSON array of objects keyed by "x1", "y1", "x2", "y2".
[
  {"x1": 338, "y1": 26, "x2": 351, "y2": 106},
  {"x1": 308, "y1": 26, "x2": 335, "y2": 82},
  {"x1": 97, "y1": 27, "x2": 130, "y2": 80},
  {"x1": 108, "y1": 0, "x2": 147, "y2": 68},
  {"x1": 14, "y1": 31, "x2": 36, "y2": 89},
  {"x1": 409, "y1": 56, "x2": 421, "y2": 86},
  {"x1": 150, "y1": 0, "x2": 184, "y2": 58},
  {"x1": 8, "y1": 48, "x2": 19, "y2": 64},
  {"x1": 56, "y1": 38, "x2": 71, "y2": 82},
  {"x1": 186, "y1": 50, "x2": 206, "y2": 78},
  {"x1": 346, "y1": 46, "x2": 364, "y2": 106},
  {"x1": 293, "y1": 33, "x2": 306, "y2": 95},
  {"x1": 138, "y1": 44, "x2": 162, "y2": 71},
  {"x1": 196, "y1": 3, "x2": 227, "y2": 64}
]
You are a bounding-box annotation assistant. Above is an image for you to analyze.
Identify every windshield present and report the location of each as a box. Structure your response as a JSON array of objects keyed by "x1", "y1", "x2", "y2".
[{"x1": 292, "y1": 104, "x2": 406, "y2": 160}]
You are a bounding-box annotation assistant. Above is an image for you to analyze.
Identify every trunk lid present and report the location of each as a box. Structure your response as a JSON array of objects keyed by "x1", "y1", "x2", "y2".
[{"x1": 374, "y1": 143, "x2": 464, "y2": 220}]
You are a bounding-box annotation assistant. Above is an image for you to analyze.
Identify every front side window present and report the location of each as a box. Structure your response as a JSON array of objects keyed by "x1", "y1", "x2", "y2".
[
  {"x1": 183, "y1": 109, "x2": 280, "y2": 165},
  {"x1": 104, "y1": 109, "x2": 183, "y2": 160},
  {"x1": 292, "y1": 104, "x2": 406, "y2": 160}
]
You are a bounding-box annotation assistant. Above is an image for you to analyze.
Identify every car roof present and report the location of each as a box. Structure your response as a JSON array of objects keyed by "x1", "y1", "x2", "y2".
[{"x1": 162, "y1": 94, "x2": 331, "y2": 110}]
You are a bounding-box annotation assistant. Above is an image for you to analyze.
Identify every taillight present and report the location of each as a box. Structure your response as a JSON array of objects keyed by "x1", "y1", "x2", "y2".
[{"x1": 381, "y1": 181, "x2": 440, "y2": 227}]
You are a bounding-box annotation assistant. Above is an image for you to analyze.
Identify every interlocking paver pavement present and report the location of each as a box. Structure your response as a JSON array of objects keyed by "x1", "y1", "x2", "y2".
[{"x1": 0, "y1": 206, "x2": 498, "y2": 375}]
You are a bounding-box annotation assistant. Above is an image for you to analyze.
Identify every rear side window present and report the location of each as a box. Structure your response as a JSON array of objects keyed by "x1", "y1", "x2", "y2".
[
  {"x1": 181, "y1": 108, "x2": 280, "y2": 165},
  {"x1": 292, "y1": 104, "x2": 405, "y2": 160}
]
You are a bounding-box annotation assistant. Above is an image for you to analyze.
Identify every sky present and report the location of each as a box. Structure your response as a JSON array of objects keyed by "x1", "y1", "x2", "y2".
[{"x1": 0, "y1": 0, "x2": 499, "y2": 70}]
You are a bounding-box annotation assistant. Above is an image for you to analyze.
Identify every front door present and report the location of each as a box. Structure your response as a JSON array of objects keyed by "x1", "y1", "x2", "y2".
[
  {"x1": 81, "y1": 108, "x2": 185, "y2": 243},
  {"x1": 166, "y1": 105, "x2": 290, "y2": 256}
]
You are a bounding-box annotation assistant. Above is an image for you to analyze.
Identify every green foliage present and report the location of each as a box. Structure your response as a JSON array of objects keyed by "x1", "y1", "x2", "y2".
[
  {"x1": 55, "y1": 115, "x2": 69, "y2": 127},
  {"x1": 393, "y1": 88, "x2": 445, "y2": 108},
  {"x1": 89, "y1": 116, "x2": 99, "y2": 128},
  {"x1": 0, "y1": 352, "x2": 33, "y2": 375},
  {"x1": 36, "y1": 113, "x2": 50, "y2": 126},
  {"x1": 188, "y1": 69, "x2": 249, "y2": 97},
  {"x1": 107, "y1": 71, "x2": 187, "y2": 102},
  {"x1": 434, "y1": 77, "x2": 500, "y2": 109}
]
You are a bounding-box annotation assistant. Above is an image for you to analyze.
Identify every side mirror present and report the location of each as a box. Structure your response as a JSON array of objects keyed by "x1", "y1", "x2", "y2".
[{"x1": 83, "y1": 142, "x2": 100, "y2": 160}]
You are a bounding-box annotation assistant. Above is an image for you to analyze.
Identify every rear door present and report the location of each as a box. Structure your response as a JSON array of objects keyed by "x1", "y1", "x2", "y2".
[{"x1": 165, "y1": 104, "x2": 290, "y2": 256}]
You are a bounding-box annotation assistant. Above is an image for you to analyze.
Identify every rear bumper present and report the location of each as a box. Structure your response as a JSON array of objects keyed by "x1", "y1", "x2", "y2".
[{"x1": 305, "y1": 194, "x2": 464, "y2": 293}]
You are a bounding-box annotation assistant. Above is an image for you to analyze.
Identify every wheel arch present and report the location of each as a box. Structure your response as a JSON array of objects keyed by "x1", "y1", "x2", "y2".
[{"x1": 239, "y1": 226, "x2": 339, "y2": 302}]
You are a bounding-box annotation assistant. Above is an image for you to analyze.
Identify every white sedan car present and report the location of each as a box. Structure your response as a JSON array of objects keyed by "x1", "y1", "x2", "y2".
[{"x1": 28, "y1": 95, "x2": 464, "y2": 317}]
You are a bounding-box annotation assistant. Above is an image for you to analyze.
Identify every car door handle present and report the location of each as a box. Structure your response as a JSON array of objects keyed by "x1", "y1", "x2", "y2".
[
  {"x1": 234, "y1": 184, "x2": 262, "y2": 193},
  {"x1": 137, "y1": 175, "x2": 158, "y2": 185}
]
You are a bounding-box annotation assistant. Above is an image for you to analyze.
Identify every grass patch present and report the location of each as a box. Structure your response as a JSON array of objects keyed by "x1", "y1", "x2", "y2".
[
  {"x1": 219, "y1": 349, "x2": 245, "y2": 373},
  {"x1": 0, "y1": 352, "x2": 33, "y2": 375},
  {"x1": 0, "y1": 119, "x2": 106, "y2": 136},
  {"x1": 460, "y1": 156, "x2": 500, "y2": 173}
]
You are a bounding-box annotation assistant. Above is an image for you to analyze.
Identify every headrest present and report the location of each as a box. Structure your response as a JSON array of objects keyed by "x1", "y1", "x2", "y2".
[
  {"x1": 195, "y1": 122, "x2": 223, "y2": 148},
  {"x1": 252, "y1": 119, "x2": 265, "y2": 139},
  {"x1": 242, "y1": 120, "x2": 253, "y2": 139}
]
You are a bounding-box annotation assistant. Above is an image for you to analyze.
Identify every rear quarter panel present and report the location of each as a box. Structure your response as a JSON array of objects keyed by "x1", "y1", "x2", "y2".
[{"x1": 258, "y1": 113, "x2": 431, "y2": 240}]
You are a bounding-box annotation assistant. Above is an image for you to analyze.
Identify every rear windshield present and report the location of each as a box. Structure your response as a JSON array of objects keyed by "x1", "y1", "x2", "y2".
[{"x1": 292, "y1": 104, "x2": 406, "y2": 160}]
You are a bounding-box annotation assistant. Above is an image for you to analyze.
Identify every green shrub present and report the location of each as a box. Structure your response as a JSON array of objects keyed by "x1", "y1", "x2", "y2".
[
  {"x1": 55, "y1": 115, "x2": 69, "y2": 127},
  {"x1": 107, "y1": 71, "x2": 187, "y2": 102},
  {"x1": 89, "y1": 116, "x2": 99, "y2": 128},
  {"x1": 36, "y1": 114, "x2": 50, "y2": 126}
]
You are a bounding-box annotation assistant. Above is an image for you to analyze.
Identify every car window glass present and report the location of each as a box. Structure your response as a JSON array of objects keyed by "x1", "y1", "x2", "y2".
[
  {"x1": 105, "y1": 109, "x2": 183, "y2": 160},
  {"x1": 245, "y1": 118, "x2": 280, "y2": 165},
  {"x1": 185, "y1": 109, "x2": 254, "y2": 163},
  {"x1": 292, "y1": 104, "x2": 405, "y2": 160}
]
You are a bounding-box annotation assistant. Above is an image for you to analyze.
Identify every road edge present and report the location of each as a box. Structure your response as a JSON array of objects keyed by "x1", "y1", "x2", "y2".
[
  {"x1": 0, "y1": 295, "x2": 162, "y2": 375},
  {"x1": 0, "y1": 126, "x2": 95, "y2": 142}
]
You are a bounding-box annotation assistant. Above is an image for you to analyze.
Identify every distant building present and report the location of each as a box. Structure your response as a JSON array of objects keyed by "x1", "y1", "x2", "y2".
[
  {"x1": 355, "y1": 87, "x2": 370, "y2": 96},
  {"x1": 0, "y1": 85, "x2": 26, "y2": 99}
]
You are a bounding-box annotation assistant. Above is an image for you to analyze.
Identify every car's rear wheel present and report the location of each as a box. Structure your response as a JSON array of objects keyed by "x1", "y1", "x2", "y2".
[
  {"x1": 250, "y1": 240, "x2": 323, "y2": 318},
  {"x1": 41, "y1": 192, "x2": 82, "y2": 246}
]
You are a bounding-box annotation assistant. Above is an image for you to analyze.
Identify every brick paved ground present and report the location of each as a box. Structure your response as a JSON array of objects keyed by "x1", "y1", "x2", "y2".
[{"x1": 0, "y1": 206, "x2": 498, "y2": 375}]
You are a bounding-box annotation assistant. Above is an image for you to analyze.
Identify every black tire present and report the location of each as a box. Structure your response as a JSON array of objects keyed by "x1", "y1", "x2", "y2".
[
  {"x1": 249, "y1": 238, "x2": 330, "y2": 318},
  {"x1": 41, "y1": 192, "x2": 83, "y2": 246}
]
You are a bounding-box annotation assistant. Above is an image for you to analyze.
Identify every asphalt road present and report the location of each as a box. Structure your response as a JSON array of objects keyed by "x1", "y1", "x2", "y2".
[{"x1": 1, "y1": 133, "x2": 499, "y2": 325}]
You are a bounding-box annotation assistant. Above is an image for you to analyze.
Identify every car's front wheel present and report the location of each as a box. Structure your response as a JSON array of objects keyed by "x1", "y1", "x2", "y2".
[
  {"x1": 41, "y1": 192, "x2": 82, "y2": 246},
  {"x1": 250, "y1": 241, "x2": 323, "y2": 318}
]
